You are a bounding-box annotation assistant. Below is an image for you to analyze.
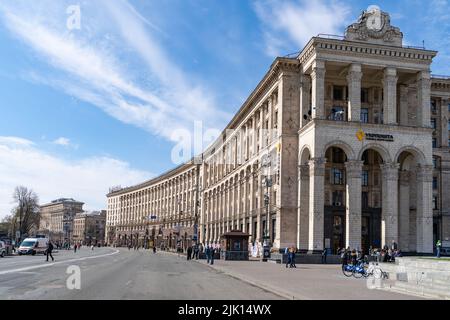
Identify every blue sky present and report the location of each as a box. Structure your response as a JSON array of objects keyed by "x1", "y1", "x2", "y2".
[{"x1": 0, "y1": 0, "x2": 449, "y2": 217}]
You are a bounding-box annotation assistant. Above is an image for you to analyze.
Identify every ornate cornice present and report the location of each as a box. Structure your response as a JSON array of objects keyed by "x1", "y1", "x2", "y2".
[{"x1": 345, "y1": 10, "x2": 403, "y2": 46}]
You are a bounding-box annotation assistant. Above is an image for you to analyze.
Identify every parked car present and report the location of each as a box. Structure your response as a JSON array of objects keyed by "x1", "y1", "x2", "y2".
[
  {"x1": 0, "y1": 240, "x2": 6, "y2": 257},
  {"x1": 17, "y1": 238, "x2": 49, "y2": 255}
]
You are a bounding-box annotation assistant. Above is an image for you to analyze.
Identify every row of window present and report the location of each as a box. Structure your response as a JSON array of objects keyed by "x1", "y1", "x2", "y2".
[
  {"x1": 331, "y1": 168, "x2": 440, "y2": 190},
  {"x1": 331, "y1": 192, "x2": 442, "y2": 210},
  {"x1": 432, "y1": 138, "x2": 450, "y2": 148},
  {"x1": 331, "y1": 191, "x2": 377, "y2": 209},
  {"x1": 330, "y1": 168, "x2": 372, "y2": 186},
  {"x1": 332, "y1": 87, "x2": 371, "y2": 103},
  {"x1": 430, "y1": 119, "x2": 450, "y2": 131},
  {"x1": 430, "y1": 100, "x2": 450, "y2": 113}
]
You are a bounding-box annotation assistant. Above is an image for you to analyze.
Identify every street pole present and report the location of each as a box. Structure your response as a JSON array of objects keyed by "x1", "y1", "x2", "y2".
[{"x1": 261, "y1": 153, "x2": 272, "y2": 261}]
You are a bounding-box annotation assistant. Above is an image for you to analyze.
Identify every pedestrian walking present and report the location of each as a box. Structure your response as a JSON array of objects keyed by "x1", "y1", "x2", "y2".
[
  {"x1": 290, "y1": 247, "x2": 297, "y2": 268},
  {"x1": 194, "y1": 245, "x2": 199, "y2": 260},
  {"x1": 46, "y1": 241, "x2": 54, "y2": 262},
  {"x1": 153, "y1": 246, "x2": 157, "y2": 254},
  {"x1": 210, "y1": 247, "x2": 215, "y2": 265},
  {"x1": 321, "y1": 248, "x2": 328, "y2": 264},
  {"x1": 74, "y1": 243, "x2": 77, "y2": 253},
  {"x1": 91, "y1": 244, "x2": 94, "y2": 251},
  {"x1": 187, "y1": 246, "x2": 192, "y2": 260},
  {"x1": 436, "y1": 239, "x2": 442, "y2": 258},
  {"x1": 206, "y1": 245, "x2": 211, "y2": 264},
  {"x1": 285, "y1": 247, "x2": 291, "y2": 268}
]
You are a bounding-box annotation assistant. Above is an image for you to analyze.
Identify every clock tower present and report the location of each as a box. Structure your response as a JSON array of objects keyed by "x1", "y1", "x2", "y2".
[{"x1": 345, "y1": 5, "x2": 403, "y2": 47}]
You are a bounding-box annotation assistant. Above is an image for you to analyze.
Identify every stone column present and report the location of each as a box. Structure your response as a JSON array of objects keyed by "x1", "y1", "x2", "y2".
[
  {"x1": 441, "y1": 99, "x2": 449, "y2": 146},
  {"x1": 308, "y1": 158, "x2": 326, "y2": 252},
  {"x1": 347, "y1": 64, "x2": 363, "y2": 122},
  {"x1": 382, "y1": 67, "x2": 398, "y2": 125},
  {"x1": 298, "y1": 165, "x2": 310, "y2": 250},
  {"x1": 300, "y1": 75, "x2": 311, "y2": 128},
  {"x1": 249, "y1": 170, "x2": 255, "y2": 242},
  {"x1": 225, "y1": 187, "x2": 230, "y2": 232},
  {"x1": 398, "y1": 171, "x2": 411, "y2": 251},
  {"x1": 311, "y1": 60, "x2": 326, "y2": 120},
  {"x1": 381, "y1": 162, "x2": 400, "y2": 248},
  {"x1": 345, "y1": 160, "x2": 363, "y2": 250},
  {"x1": 259, "y1": 107, "x2": 265, "y2": 150},
  {"x1": 268, "y1": 98, "x2": 273, "y2": 145},
  {"x1": 399, "y1": 85, "x2": 409, "y2": 126},
  {"x1": 236, "y1": 177, "x2": 241, "y2": 229},
  {"x1": 252, "y1": 116, "x2": 257, "y2": 156},
  {"x1": 416, "y1": 71, "x2": 432, "y2": 128},
  {"x1": 416, "y1": 165, "x2": 434, "y2": 254}
]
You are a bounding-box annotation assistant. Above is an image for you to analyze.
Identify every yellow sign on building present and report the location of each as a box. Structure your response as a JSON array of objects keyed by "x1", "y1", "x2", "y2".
[{"x1": 356, "y1": 129, "x2": 365, "y2": 142}]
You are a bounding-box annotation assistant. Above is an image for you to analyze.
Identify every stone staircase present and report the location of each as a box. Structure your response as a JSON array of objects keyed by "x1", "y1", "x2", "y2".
[{"x1": 383, "y1": 257, "x2": 450, "y2": 299}]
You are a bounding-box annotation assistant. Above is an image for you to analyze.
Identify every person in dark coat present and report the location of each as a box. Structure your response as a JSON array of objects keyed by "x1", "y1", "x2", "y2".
[
  {"x1": 194, "y1": 245, "x2": 199, "y2": 260},
  {"x1": 206, "y1": 245, "x2": 211, "y2": 264},
  {"x1": 187, "y1": 246, "x2": 193, "y2": 260},
  {"x1": 290, "y1": 247, "x2": 297, "y2": 268},
  {"x1": 210, "y1": 247, "x2": 215, "y2": 265},
  {"x1": 46, "y1": 241, "x2": 54, "y2": 262},
  {"x1": 321, "y1": 248, "x2": 328, "y2": 264},
  {"x1": 285, "y1": 248, "x2": 291, "y2": 268}
]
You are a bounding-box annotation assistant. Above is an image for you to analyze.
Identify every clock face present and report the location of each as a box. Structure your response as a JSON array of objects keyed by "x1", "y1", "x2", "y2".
[{"x1": 366, "y1": 12, "x2": 383, "y2": 31}]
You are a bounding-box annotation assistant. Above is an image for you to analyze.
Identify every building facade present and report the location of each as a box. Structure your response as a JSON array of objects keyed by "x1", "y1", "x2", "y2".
[
  {"x1": 73, "y1": 211, "x2": 106, "y2": 245},
  {"x1": 39, "y1": 198, "x2": 84, "y2": 242},
  {"x1": 106, "y1": 162, "x2": 201, "y2": 250},
  {"x1": 106, "y1": 7, "x2": 450, "y2": 255}
]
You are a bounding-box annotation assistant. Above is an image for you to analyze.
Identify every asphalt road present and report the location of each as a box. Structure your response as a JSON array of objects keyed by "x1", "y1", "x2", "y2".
[{"x1": 0, "y1": 248, "x2": 281, "y2": 300}]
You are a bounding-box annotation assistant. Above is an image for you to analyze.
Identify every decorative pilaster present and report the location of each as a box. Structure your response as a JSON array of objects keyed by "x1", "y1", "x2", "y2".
[
  {"x1": 347, "y1": 64, "x2": 363, "y2": 122},
  {"x1": 416, "y1": 165, "x2": 433, "y2": 254},
  {"x1": 311, "y1": 60, "x2": 326, "y2": 120},
  {"x1": 381, "y1": 162, "x2": 400, "y2": 248},
  {"x1": 345, "y1": 160, "x2": 363, "y2": 250},
  {"x1": 308, "y1": 158, "x2": 326, "y2": 252},
  {"x1": 399, "y1": 85, "x2": 409, "y2": 126},
  {"x1": 300, "y1": 75, "x2": 311, "y2": 127},
  {"x1": 382, "y1": 67, "x2": 398, "y2": 125},
  {"x1": 298, "y1": 165, "x2": 310, "y2": 250},
  {"x1": 398, "y1": 171, "x2": 410, "y2": 251},
  {"x1": 416, "y1": 71, "x2": 432, "y2": 128}
]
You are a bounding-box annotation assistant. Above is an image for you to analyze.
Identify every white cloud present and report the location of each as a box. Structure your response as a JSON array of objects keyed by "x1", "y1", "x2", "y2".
[
  {"x1": 0, "y1": 136, "x2": 151, "y2": 219},
  {"x1": 0, "y1": 136, "x2": 34, "y2": 147},
  {"x1": 53, "y1": 137, "x2": 71, "y2": 147},
  {"x1": 0, "y1": 0, "x2": 229, "y2": 144},
  {"x1": 254, "y1": 0, "x2": 352, "y2": 56}
]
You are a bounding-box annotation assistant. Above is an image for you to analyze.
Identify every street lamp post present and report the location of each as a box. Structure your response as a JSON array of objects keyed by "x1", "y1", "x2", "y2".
[
  {"x1": 176, "y1": 197, "x2": 184, "y2": 257},
  {"x1": 261, "y1": 153, "x2": 273, "y2": 261}
]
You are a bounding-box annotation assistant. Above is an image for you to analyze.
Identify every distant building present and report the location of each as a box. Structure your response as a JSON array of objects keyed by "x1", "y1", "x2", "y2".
[
  {"x1": 39, "y1": 198, "x2": 84, "y2": 242},
  {"x1": 73, "y1": 210, "x2": 106, "y2": 245}
]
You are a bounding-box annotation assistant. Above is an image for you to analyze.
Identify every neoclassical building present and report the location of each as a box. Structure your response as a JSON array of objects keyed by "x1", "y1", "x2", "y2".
[
  {"x1": 106, "y1": 162, "x2": 201, "y2": 249},
  {"x1": 107, "y1": 7, "x2": 450, "y2": 255}
]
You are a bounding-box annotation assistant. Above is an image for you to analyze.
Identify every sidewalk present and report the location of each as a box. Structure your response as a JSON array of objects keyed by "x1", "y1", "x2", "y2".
[{"x1": 188, "y1": 255, "x2": 424, "y2": 300}]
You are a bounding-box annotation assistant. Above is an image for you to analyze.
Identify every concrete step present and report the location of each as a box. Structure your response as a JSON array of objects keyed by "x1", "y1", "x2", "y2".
[{"x1": 394, "y1": 281, "x2": 450, "y2": 299}]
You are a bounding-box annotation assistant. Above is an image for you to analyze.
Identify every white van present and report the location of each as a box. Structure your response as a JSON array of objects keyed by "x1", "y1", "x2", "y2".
[{"x1": 18, "y1": 238, "x2": 49, "y2": 255}]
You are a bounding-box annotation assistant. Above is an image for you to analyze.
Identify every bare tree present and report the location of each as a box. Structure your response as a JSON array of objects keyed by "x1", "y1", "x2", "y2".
[
  {"x1": 0, "y1": 214, "x2": 16, "y2": 237},
  {"x1": 11, "y1": 186, "x2": 40, "y2": 240}
]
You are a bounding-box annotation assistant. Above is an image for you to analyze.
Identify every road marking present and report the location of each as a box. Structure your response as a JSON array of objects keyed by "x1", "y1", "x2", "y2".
[{"x1": 0, "y1": 250, "x2": 120, "y2": 276}]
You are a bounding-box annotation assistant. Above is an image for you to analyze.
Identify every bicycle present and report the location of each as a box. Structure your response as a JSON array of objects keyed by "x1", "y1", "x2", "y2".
[
  {"x1": 342, "y1": 259, "x2": 366, "y2": 278},
  {"x1": 364, "y1": 263, "x2": 389, "y2": 279}
]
